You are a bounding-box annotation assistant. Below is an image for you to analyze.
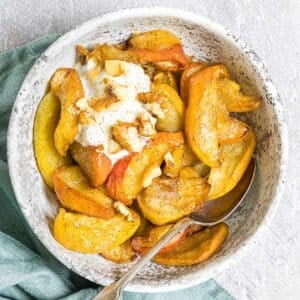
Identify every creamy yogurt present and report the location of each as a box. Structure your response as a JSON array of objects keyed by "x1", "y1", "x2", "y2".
[{"x1": 75, "y1": 60, "x2": 154, "y2": 164}]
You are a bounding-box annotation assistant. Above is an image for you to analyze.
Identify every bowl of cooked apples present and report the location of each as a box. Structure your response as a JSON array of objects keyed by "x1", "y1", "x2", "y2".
[{"x1": 7, "y1": 8, "x2": 287, "y2": 292}]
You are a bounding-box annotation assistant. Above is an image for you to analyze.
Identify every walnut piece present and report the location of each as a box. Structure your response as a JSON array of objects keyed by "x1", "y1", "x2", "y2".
[
  {"x1": 136, "y1": 112, "x2": 157, "y2": 137},
  {"x1": 105, "y1": 60, "x2": 124, "y2": 77},
  {"x1": 113, "y1": 201, "x2": 133, "y2": 222},
  {"x1": 112, "y1": 121, "x2": 144, "y2": 152}
]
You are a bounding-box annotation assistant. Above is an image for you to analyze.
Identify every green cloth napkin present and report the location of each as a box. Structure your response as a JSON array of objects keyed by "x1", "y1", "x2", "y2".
[{"x1": 0, "y1": 34, "x2": 234, "y2": 300}]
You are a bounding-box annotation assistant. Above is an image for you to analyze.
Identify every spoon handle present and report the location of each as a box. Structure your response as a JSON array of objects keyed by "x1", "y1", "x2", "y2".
[{"x1": 93, "y1": 217, "x2": 194, "y2": 300}]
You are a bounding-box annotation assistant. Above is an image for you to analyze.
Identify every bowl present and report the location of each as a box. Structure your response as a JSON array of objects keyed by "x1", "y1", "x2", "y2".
[{"x1": 7, "y1": 7, "x2": 288, "y2": 293}]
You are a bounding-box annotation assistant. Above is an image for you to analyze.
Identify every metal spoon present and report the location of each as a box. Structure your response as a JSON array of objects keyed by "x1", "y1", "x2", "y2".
[{"x1": 94, "y1": 158, "x2": 256, "y2": 300}]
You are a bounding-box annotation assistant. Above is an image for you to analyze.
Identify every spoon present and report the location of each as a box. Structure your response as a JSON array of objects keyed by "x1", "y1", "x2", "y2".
[{"x1": 94, "y1": 158, "x2": 256, "y2": 300}]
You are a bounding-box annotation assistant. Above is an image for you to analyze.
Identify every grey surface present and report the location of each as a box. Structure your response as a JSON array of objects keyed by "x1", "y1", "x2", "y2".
[{"x1": 1, "y1": 1, "x2": 299, "y2": 299}]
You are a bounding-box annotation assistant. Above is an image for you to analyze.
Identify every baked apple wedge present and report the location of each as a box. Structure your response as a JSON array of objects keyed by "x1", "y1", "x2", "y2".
[
  {"x1": 100, "y1": 241, "x2": 136, "y2": 263},
  {"x1": 53, "y1": 208, "x2": 140, "y2": 254},
  {"x1": 100, "y1": 45, "x2": 188, "y2": 71},
  {"x1": 131, "y1": 224, "x2": 201, "y2": 255},
  {"x1": 129, "y1": 30, "x2": 182, "y2": 51},
  {"x1": 50, "y1": 68, "x2": 84, "y2": 156},
  {"x1": 70, "y1": 142, "x2": 112, "y2": 187},
  {"x1": 91, "y1": 30, "x2": 188, "y2": 70},
  {"x1": 137, "y1": 177, "x2": 210, "y2": 225},
  {"x1": 53, "y1": 166, "x2": 115, "y2": 218},
  {"x1": 153, "y1": 223, "x2": 229, "y2": 266},
  {"x1": 34, "y1": 92, "x2": 72, "y2": 189},
  {"x1": 208, "y1": 128, "x2": 256, "y2": 200},
  {"x1": 106, "y1": 132, "x2": 184, "y2": 205},
  {"x1": 185, "y1": 64, "x2": 229, "y2": 167},
  {"x1": 129, "y1": 30, "x2": 188, "y2": 69}
]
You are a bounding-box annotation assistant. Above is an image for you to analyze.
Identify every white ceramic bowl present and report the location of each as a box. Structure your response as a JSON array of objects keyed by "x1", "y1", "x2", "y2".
[{"x1": 7, "y1": 7, "x2": 288, "y2": 293}]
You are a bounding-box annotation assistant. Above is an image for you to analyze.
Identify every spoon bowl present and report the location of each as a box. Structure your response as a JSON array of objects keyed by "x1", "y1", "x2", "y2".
[{"x1": 191, "y1": 158, "x2": 256, "y2": 225}]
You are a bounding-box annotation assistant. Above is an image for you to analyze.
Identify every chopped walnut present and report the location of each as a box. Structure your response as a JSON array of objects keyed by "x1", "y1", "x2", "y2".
[
  {"x1": 164, "y1": 152, "x2": 175, "y2": 165},
  {"x1": 76, "y1": 98, "x2": 95, "y2": 124},
  {"x1": 86, "y1": 57, "x2": 97, "y2": 71},
  {"x1": 68, "y1": 104, "x2": 80, "y2": 116},
  {"x1": 76, "y1": 98, "x2": 91, "y2": 111},
  {"x1": 136, "y1": 112, "x2": 157, "y2": 137},
  {"x1": 76, "y1": 45, "x2": 90, "y2": 65},
  {"x1": 105, "y1": 60, "x2": 124, "y2": 77},
  {"x1": 137, "y1": 92, "x2": 165, "y2": 119},
  {"x1": 112, "y1": 121, "x2": 144, "y2": 152},
  {"x1": 142, "y1": 63, "x2": 156, "y2": 79},
  {"x1": 137, "y1": 92, "x2": 160, "y2": 104},
  {"x1": 78, "y1": 111, "x2": 95, "y2": 125},
  {"x1": 144, "y1": 102, "x2": 165, "y2": 119},
  {"x1": 86, "y1": 56, "x2": 103, "y2": 81},
  {"x1": 95, "y1": 144, "x2": 104, "y2": 152},
  {"x1": 113, "y1": 201, "x2": 133, "y2": 222},
  {"x1": 92, "y1": 94, "x2": 121, "y2": 112}
]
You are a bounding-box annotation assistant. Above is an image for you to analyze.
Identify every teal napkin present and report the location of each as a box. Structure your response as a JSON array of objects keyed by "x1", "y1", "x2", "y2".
[{"x1": 0, "y1": 34, "x2": 234, "y2": 300}]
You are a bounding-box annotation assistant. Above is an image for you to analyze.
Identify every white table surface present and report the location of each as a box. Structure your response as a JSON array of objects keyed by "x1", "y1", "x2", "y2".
[{"x1": 1, "y1": 1, "x2": 299, "y2": 299}]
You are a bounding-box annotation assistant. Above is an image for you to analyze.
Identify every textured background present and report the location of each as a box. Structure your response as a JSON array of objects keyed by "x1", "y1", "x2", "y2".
[{"x1": 0, "y1": 1, "x2": 299, "y2": 299}]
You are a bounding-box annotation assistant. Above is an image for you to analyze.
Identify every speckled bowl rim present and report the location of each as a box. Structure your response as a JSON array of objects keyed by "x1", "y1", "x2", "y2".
[{"x1": 7, "y1": 7, "x2": 288, "y2": 293}]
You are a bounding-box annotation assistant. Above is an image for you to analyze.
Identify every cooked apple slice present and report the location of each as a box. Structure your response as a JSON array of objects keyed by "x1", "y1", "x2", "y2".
[
  {"x1": 208, "y1": 128, "x2": 256, "y2": 200},
  {"x1": 98, "y1": 30, "x2": 188, "y2": 70},
  {"x1": 129, "y1": 30, "x2": 188, "y2": 68},
  {"x1": 137, "y1": 177, "x2": 210, "y2": 225},
  {"x1": 131, "y1": 224, "x2": 201, "y2": 255},
  {"x1": 218, "y1": 77, "x2": 260, "y2": 112},
  {"x1": 99, "y1": 44, "x2": 139, "y2": 63},
  {"x1": 70, "y1": 142, "x2": 112, "y2": 187},
  {"x1": 185, "y1": 64, "x2": 229, "y2": 167},
  {"x1": 34, "y1": 92, "x2": 72, "y2": 189},
  {"x1": 180, "y1": 62, "x2": 207, "y2": 103},
  {"x1": 129, "y1": 30, "x2": 182, "y2": 51},
  {"x1": 77, "y1": 30, "x2": 188, "y2": 71},
  {"x1": 106, "y1": 132, "x2": 184, "y2": 205},
  {"x1": 100, "y1": 240, "x2": 136, "y2": 263},
  {"x1": 53, "y1": 166, "x2": 115, "y2": 218},
  {"x1": 151, "y1": 83, "x2": 184, "y2": 132},
  {"x1": 50, "y1": 68, "x2": 84, "y2": 156},
  {"x1": 100, "y1": 44, "x2": 188, "y2": 70},
  {"x1": 153, "y1": 223, "x2": 229, "y2": 266},
  {"x1": 53, "y1": 208, "x2": 140, "y2": 254}
]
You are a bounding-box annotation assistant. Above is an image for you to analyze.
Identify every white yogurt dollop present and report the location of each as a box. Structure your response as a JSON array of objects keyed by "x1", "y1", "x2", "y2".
[{"x1": 75, "y1": 60, "x2": 153, "y2": 164}]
